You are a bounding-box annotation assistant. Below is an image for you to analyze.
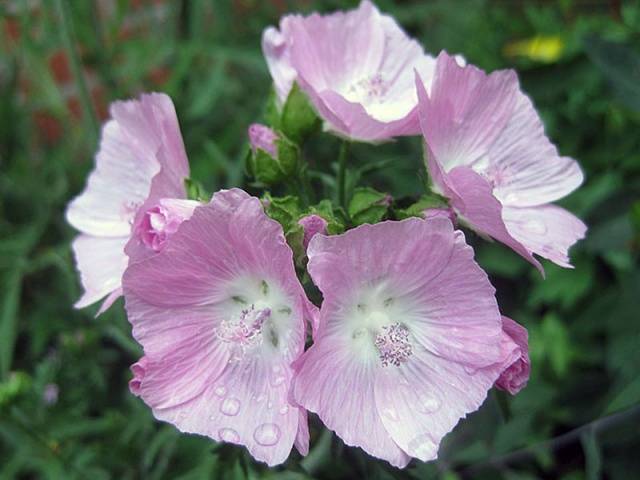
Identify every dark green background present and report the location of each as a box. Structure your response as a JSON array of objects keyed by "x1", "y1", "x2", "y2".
[{"x1": 1, "y1": 1, "x2": 639, "y2": 479}]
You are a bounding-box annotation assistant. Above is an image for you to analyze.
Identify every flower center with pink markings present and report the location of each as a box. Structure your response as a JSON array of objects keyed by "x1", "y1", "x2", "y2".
[
  {"x1": 374, "y1": 323, "x2": 412, "y2": 367},
  {"x1": 346, "y1": 73, "x2": 390, "y2": 101},
  {"x1": 216, "y1": 305, "x2": 272, "y2": 352}
]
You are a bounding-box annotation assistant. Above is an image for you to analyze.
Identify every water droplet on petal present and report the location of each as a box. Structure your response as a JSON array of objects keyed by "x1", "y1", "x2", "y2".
[
  {"x1": 218, "y1": 428, "x2": 240, "y2": 443},
  {"x1": 254, "y1": 394, "x2": 266, "y2": 403},
  {"x1": 220, "y1": 397, "x2": 240, "y2": 416},
  {"x1": 214, "y1": 386, "x2": 227, "y2": 397},
  {"x1": 382, "y1": 407, "x2": 399, "y2": 421},
  {"x1": 408, "y1": 434, "x2": 438, "y2": 460},
  {"x1": 253, "y1": 423, "x2": 280, "y2": 446},
  {"x1": 272, "y1": 365, "x2": 282, "y2": 374},
  {"x1": 267, "y1": 401, "x2": 273, "y2": 409},
  {"x1": 279, "y1": 405, "x2": 289, "y2": 415},
  {"x1": 270, "y1": 375, "x2": 286, "y2": 387},
  {"x1": 524, "y1": 218, "x2": 547, "y2": 235},
  {"x1": 419, "y1": 395, "x2": 441, "y2": 413}
]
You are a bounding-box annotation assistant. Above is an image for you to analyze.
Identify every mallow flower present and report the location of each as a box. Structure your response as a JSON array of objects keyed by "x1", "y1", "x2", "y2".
[
  {"x1": 292, "y1": 217, "x2": 522, "y2": 467},
  {"x1": 262, "y1": 0, "x2": 436, "y2": 142},
  {"x1": 123, "y1": 189, "x2": 314, "y2": 466},
  {"x1": 65, "y1": 93, "x2": 192, "y2": 313},
  {"x1": 416, "y1": 52, "x2": 586, "y2": 270}
]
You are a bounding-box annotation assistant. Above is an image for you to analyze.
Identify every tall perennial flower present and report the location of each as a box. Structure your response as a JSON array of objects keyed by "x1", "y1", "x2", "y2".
[
  {"x1": 123, "y1": 189, "x2": 314, "y2": 466},
  {"x1": 262, "y1": 0, "x2": 436, "y2": 142},
  {"x1": 416, "y1": 52, "x2": 586, "y2": 270},
  {"x1": 65, "y1": 93, "x2": 191, "y2": 313},
  {"x1": 292, "y1": 217, "x2": 523, "y2": 466}
]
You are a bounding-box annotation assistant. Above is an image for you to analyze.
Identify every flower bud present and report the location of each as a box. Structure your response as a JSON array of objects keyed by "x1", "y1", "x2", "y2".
[
  {"x1": 247, "y1": 124, "x2": 299, "y2": 184},
  {"x1": 298, "y1": 214, "x2": 328, "y2": 249}
]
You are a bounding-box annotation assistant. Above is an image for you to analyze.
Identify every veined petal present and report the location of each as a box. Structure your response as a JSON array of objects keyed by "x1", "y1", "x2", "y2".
[
  {"x1": 489, "y1": 92, "x2": 584, "y2": 206},
  {"x1": 66, "y1": 120, "x2": 157, "y2": 237},
  {"x1": 445, "y1": 166, "x2": 542, "y2": 272},
  {"x1": 293, "y1": 337, "x2": 411, "y2": 468},
  {"x1": 503, "y1": 204, "x2": 587, "y2": 268},
  {"x1": 71, "y1": 234, "x2": 128, "y2": 309}
]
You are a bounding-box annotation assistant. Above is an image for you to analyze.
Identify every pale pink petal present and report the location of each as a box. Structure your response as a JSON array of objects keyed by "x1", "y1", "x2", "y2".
[
  {"x1": 374, "y1": 341, "x2": 511, "y2": 461},
  {"x1": 110, "y1": 93, "x2": 189, "y2": 186},
  {"x1": 66, "y1": 120, "x2": 158, "y2": 237},
  {"x1": 503, "y1": 204, "x2": 587, "y2": 268},
  {"x1": 416, "y1": 52, "x2": 518, "y2": 173},
  {"x1": 294, "y1": 408, "x2": 310, "y2": 456},
  {"x1": 495, "y1": 317, "x2": 530, "y2": 395},
  {"x1": 487, "y1": 93, "x2": 584, "y2": 207},
  {"x1": 71, "y1": 234, "x2": 128, "y2": 309},
  {"x1": 292, "y1": 338, "x2": 411, "y2": 468},
  {"x1": 444, "y1": 166, "x2": 542, "y2": 272},
  {"x1": 262, "y1": 19, "x2": 297, "y2": 106}
]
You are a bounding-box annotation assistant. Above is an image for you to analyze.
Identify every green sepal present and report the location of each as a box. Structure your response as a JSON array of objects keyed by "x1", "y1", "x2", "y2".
[
  {"x1": 395, "y1": 193, "x2": 450, "y2": 220},
  {"x1": 281, "y1": 83, "x2": 320, "y2": 142},
  {"x1": 184, "y1": 178, "x2": 210, "y2": 202},
  {"x1": 263, "y1": 193, "x2": 303, "y2": 231},
  {"x1": 348, "y1": 187, "x2": 391, "y2": 226}
]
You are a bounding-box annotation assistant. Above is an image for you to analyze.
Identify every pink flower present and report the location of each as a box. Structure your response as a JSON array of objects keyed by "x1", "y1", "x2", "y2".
[
  {"x1": 416, "y1": 52, "x2": 586, "y2": 271},
  {"x1": 297, "y1": 214, "x2": 328, "y2": 249},
  {"x1": 292, "y1": 217, "x2": 519, "y2": 466},
  {"x1": 248, "y1": 123, "x2": 279, "y2": 157},
  {"x1": 496, "y1": 317, "x2": 530, "y2": 395},
  {"x1": 65, "y1": 93, "x2": 190, "y2": 313},
  {"x1": 123, "y1": 189, "x2": 315, "y2": 466},
  {"x1": 262, "y1": 0, "x2": 436, "y2": 142}
]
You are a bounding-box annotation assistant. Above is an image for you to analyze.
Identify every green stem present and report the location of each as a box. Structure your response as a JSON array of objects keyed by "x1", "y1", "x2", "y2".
[
  {"x1": 337, "y1": 141, "x2": 349, "y2": 209},
  {"x1": 54, "y1": 0, "x2": 99, "y2": 144}
]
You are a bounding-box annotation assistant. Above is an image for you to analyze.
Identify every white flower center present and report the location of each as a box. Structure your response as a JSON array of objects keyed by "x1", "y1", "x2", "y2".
[
  {"x1": 347, "y1": 284, "x2": 415, "y2": 367},
  {"x1": 215, "y1": 278, "x2": 294, "y2": 361}
]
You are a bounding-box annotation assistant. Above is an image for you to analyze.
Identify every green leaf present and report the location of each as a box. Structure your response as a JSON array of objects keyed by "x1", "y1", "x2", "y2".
[
  {"x1": 528, "y1": 260, "x2": 593, "y2": 309},
  {"x1": 529, "y1": 313, "x2": 574, "y2": 378},
  {"x1": 585, "y1": 36, "x2": 640, "y2": 111},
  {"x1": 280, "y1": 83, "x2": 320, "y2": 142},
  {"x1": 0, "y1": 263, "x2": 23, "y2": 379},
  {"x1": 606, "y1": 375, "x2": 640, "y2": 414},
  {"x1": 348, "y1": 187, "x2": 390, "y2": 226}
]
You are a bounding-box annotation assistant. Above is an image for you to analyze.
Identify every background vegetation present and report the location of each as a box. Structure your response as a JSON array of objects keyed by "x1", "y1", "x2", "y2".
[{"x1": 1, "y1": 1, "x2": 639, "y2": 478}]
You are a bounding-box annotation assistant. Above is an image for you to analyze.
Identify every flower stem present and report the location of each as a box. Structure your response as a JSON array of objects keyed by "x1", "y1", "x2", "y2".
[
  {"x1": 54, "y1": 0, "x2": 99, "y2": 144},
  {"x1": 337, "y1": 141, "x2": 349, "y2": 209}
]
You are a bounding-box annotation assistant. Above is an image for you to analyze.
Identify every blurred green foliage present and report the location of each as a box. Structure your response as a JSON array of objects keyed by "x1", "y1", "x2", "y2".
[{"x1": 1, "y1": 0, "x2": 639, "y2": 479}]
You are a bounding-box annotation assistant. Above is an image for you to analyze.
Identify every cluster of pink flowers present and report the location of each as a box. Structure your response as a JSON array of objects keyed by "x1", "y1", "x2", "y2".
[{"x1": 66, "y1": 1, "x2": 583, "y2": 468}]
